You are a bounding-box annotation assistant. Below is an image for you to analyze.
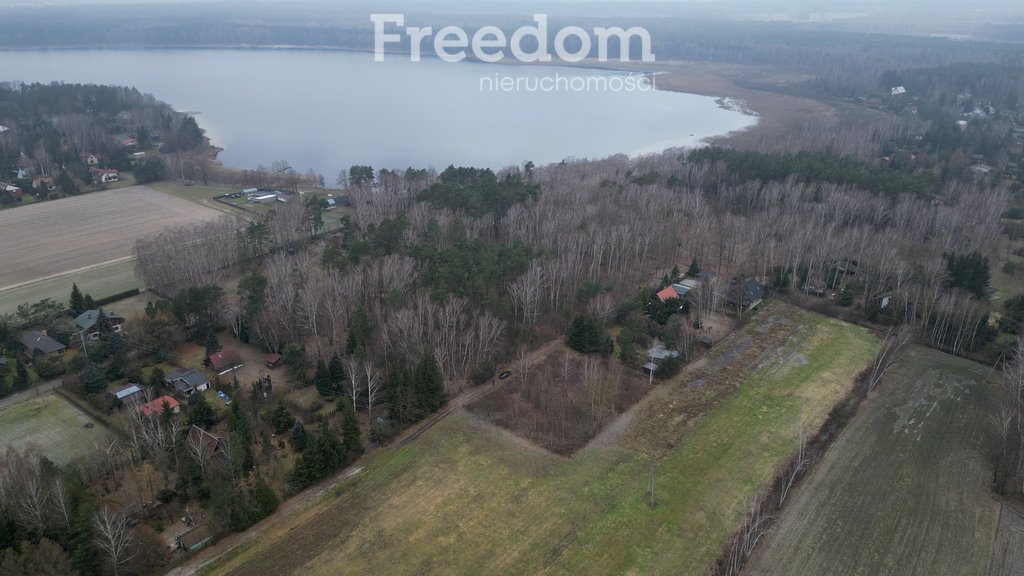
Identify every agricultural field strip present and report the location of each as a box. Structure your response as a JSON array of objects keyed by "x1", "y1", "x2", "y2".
[
  {"x1": 0, "y1": 186, "x2": 222, "y2": 289},
  {"x1": 206, "y1": 302, "x2": 878, "y2": 576},
  {"x1": 746, "y1": 347, "x2": 999, "y2": 576}
]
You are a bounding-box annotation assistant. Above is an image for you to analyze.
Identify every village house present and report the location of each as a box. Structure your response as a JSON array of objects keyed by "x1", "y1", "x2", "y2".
[
  {"x1": 89, "y1": 167, "x2": 119, "y2": 184},
  {"x1": 265, "y1": 353, "x2": 283, "y2": 368},
  {"x1": 139, "y1": 395, "x2": 180, "y2": 418},
  {"x1": 188, "y1": 425, "x2": 223, "y2": 455},
  {"x1": 643, "y1": 345, "x2": 681, "y2": 374},
  {"x1": 80, "y1": 152, "x2": 102, "y2": 166},
  {"x1": 1, "y1": 181, "x2": 23, "y2": 199},
  {"x1": 657, "y1": 271, "x2": 714, "y2": 303},
  {"x1": 165, "y1": 368, "x2": 211, "y2": 396},
  {"x1": 725, "y1": 278, "x2": 766, "y2": 311},
  {"x1": 121, "y1": 136, "x2": 138, "y2": 148},
  {"x1": 74, "y1": 309, "x2": 125, "y2": 340},
  {"x1": 109, "y1": 383, "x2": 145, "y2": 405},
  {"x1": 19, "y1": 331, "x2": 66, "y2": 359},
  {"x1": 205, "y1": 348, "x2": 243, "y2": 373},
  {"x1": 31, "y1": 176, "x2": 56, "y2": 192}
]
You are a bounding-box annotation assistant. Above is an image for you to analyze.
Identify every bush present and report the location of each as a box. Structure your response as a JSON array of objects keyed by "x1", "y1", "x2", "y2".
[
  {"x1": 32, "y1": 356, "x2": 66, "y2": 379},
  {"x1": 654, "y1": 355, "x2": 683, "y2": 379}
]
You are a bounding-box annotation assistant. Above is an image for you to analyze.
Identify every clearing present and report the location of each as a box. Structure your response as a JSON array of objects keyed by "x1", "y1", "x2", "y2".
[
  {"x1": 746, "y1": 346, "x2": 1000, "y2": 576},
  {"x1": 202, "y1": 302, "x2": 877, "y2": 576},
  {"x1": 0, "y1": 393, "x2": 114, "y2": 466},
  {"x1": 0, "y1": 185, "x2": 223, "y2": 310}
]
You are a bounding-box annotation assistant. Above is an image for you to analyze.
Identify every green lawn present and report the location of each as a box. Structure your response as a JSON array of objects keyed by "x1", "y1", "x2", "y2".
[
  {"x1": 747, "y1": 347, "x2": 999, "y2": 576},
  {"x1": 206, "y1": 302, "x2": 878, "y2": 576},
  {"x1": 0, "y1": 258, "x2": 142, "y2": 315},
  {"x1": 0, "y1": 394, "x2": 114, "y2": 465}
]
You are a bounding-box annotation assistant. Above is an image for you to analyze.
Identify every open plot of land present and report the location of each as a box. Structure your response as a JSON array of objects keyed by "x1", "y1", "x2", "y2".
[
  {"x1": 0, "y1": 258, "x2": 142, "y2": 314},
  {"x1": 470, "y1": 345, "x2": 653, "y2": 455},
  {"x1": 0, "y1": 393, "x2": 114, "y2": 465},
  {"x1": 0, "y1": 185, "x2": 223, "y2": 292},
  {"x1": 203, "y1": 302, "x2": 877, "y2": 576},
  {"x1": 747, "y1": 347, "x2": 998, "y2": 576}
]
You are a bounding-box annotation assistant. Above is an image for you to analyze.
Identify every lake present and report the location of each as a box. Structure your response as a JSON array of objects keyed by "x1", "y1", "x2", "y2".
[{"x1": 0, "y1": 49, "x2": 757, "y2": 176}]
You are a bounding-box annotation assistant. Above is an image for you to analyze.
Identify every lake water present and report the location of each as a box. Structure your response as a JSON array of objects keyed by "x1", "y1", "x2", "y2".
[{"x1": 0, "y1": 49, "x2": 757, "y2": 175}]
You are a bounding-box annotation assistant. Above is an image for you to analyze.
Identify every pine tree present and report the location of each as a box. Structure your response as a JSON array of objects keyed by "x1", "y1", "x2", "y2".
[
  {"x1": 687, "y1": 258, "x2": 701, "y2": 277},
  {"x1": 204, "y1": 329, "x2": 221, "y2": 357},
  {"x1": 69, "y1": 283, "x2": 85, "y2": 315},
  {"x1": 340, "y1": 398, "x2": 363, "y2": 461},
  {"x1": 106, "y1": 333, "x2": 126, "y2": 380},
  {"x1": 81, "y1": 293, "x2": 95, "y2": 312},
  {"x1": 291, "y1": 420, "x2": 307, "y2": 452},
  {"x1": 94, "y1": 308, "x2": 112, "y2": 336},
  {"x1": 328, "y1": 352, "x2": 346, "y2": 395},
  {"x1": 314, "y1": 359, "x2": 334, "y2": 397},
  {"x1": 414, "y1": 352, "x2": 446, "y2": 414}
]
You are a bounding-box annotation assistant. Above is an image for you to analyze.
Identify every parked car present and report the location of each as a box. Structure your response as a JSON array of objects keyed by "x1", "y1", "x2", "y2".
[
  {"x1": 216, "y1": 390, "x2": 232, "y2": 405},
  {"x1": 498, "y1": 371, "x2": 513, "y2": 380}
]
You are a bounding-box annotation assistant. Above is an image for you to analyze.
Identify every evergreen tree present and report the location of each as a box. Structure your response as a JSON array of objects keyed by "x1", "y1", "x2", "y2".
[
  {"x1": 291, "y1": 420, "x2": 307, "y2": 452},
  {"x1": 414, "y1": 352, "x2": 446, "y2": 414},
  {"x1": 82, "y1": 294, "x2": 95, "y2": 312},
  {"x1": 147, "y1": 366, "x2": 165, "y2": 391},
  {"x1": 13, "y1": 359, "x2": 30, "y2": 391},
  {"x1": 69, "y1": 283, "x2": 85, "y2": 315},
  {"x1": 313, "y1": 359, "x2": 334, "y2": 397},
  {"x1": 566, "y1": 315, "x2": 614, "y2": 355},
  {"x1": 387, "y1": 368, "x2": 417, "y2": 425},
  {"x1": 271, "y1": 402, "x2": 293, "y2": 434},
  {"x1": 105, "y1": 332, "x2": 126, "y2": 380},
  {"x1": 187, "y1": 393, "x2": 215, "y2": 428},
  {"x1": 94, "y1": 308, "x2": 112, "y2": 336},
  {"x1": 328, "y1": 352, "x2": 346, "y2": 393},
  {"x1": 339, "y1": 398, "x2": 363, "y2": 461},
  {"x1": 687, "y1": 258, "x2": 701, "y2": 277},
  {"x1": 204, "y1": 329, "x2": 221, "y2": 357}
]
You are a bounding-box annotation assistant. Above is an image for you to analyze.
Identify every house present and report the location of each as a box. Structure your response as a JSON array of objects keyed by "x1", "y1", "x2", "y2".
[
  {"x1": 138, "y1": 395, "x2": 180, "y2": 417},
  {"x1": 725, "y1": 278, "x2": 766, "y2": 311},
  {"x1": 891, "y1": 86, "x2": 907, "y2": 96},
  {"x1": 165, "y1": 368, "x2": 211, "y2": 396},
  {"x1": 656, "y1": 285, "x2": 679, "y2": 303},
  {"x1": 188, "y1": 425, "x2": 223, "y2": 455},
  {"x1": 0, "y1": 125, "x2": 8, "y2": 133},
  {"x1": 80, "y1": 152, "x2": 102, "y2": 166},
  {"x1": 1, "y1": 181, "x2": 23, "y2": 199},
  {"x1": 75, "y1": 309, "x2": 125, "y2": 340},
  {"x1": 265, "y1": 353, "x2": 282, "y2": 368},
  {"x1": 324, "y1": 196, "x2": 351, "y2": 210},
  {"x1": 205, "y1": 349, "x2": 243, "y2": 373},
  {"x1": 32, "y1": 176, "x2": 56, "y2": 192},
  {"x1": 971, "y1": 164, "x2": 993, "y2": 176},
  {"x1": 121, "y1": 137, "x2": 138, "y2": 148},
  {"x1": 89, "y1": 167, "x2": 119, "y2": 184},
  {"x1": 19, "y1": 331, "x2": 66, "y2": 358},
  {"x1": 250, "y1": 194, "x2": 278, "y2": 204},
  {"x1": 177, "y1": 526, "x2": 214, "y2": 552},
  {"x1": 109, "y1": 384, "x2": 144, "y2": 405},
  {"x1": 643, "y1": 345, "x2": 680, "y2": 373}
]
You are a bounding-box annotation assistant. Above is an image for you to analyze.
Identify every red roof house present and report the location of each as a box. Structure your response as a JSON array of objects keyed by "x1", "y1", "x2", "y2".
[
  {"x1": 139, "y1": 395, "x2": 180, "y2": 418},
  {"x1": 656, "y1": 285, "x2": 679, "y2": 303},
  {"x1": 205, "y1": 348, "x2": 243, "y2": 372}
]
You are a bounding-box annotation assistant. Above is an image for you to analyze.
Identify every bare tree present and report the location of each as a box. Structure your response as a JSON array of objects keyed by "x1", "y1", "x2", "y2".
[
  {"x1": 867, "y1": 325, "x2": 914, "y2": 392},
  {"x1": 93, "y1": 507, "x2": 135, "y2": 576}
]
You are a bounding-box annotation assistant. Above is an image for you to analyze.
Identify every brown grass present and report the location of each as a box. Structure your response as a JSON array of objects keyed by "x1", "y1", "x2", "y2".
[{"x1": 0, "y1": 185, "x2": 223, "y2": 290}]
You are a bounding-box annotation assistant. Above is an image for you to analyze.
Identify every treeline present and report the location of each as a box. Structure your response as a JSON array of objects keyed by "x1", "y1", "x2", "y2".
[{"x1": 688, "y1": 147, "x2": 938, "y2": 200}]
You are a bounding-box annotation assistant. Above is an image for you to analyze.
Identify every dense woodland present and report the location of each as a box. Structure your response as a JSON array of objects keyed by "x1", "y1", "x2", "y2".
[{"x1": 0, "y1": 82, "x2": 208, "y2": 206}]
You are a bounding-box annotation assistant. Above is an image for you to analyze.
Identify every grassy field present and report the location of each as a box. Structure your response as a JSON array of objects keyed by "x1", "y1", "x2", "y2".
[
  {"x1": 0, "y1": 394, "x2": 114, "y2": 465},
  {"x1": 204, "y1": 302, "x2": 877, "y2": 576},
  {"x1": 746, "y1": 346, "x2": 999, "y2": 576},
  {"x1": 0, "y1": 258, "x2": 142, "y2": 314},
  {"x1": 0, "y1": 186, "x2": 223, "y2": 291}
]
